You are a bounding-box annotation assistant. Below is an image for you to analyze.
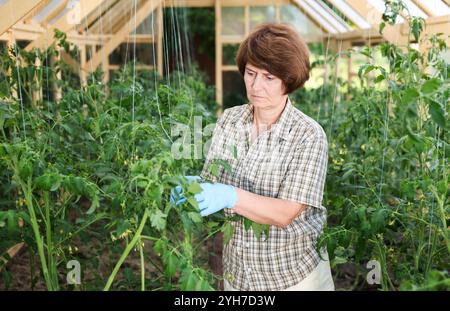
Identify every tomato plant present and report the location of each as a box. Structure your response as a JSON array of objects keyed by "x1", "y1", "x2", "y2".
[
  {"x1": 291, "y1": 4, "x2": 448, "y2": 290},
  {"x1": 0, "y1": 32, "x2": 232, "y2": 290}
]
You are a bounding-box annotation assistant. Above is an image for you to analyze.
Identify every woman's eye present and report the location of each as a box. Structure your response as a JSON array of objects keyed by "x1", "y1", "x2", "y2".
[{"x1": 266, "y1": 76, "x2": 274, "y2": 80}]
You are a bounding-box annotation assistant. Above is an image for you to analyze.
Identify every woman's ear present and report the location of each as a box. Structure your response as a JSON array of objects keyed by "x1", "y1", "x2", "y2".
[{"x1": 282, "y1": 83, "x2": 289, "y2": 95}]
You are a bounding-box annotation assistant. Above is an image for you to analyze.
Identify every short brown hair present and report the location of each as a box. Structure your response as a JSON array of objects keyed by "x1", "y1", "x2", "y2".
[{"x1": 235, "y1": 23, "x2": 310, "y2": 94}]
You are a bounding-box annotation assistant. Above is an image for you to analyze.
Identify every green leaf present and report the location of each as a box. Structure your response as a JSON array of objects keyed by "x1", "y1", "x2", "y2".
[
  {"x1": 188, "y1": 211, "x2": 202, "y2": 223},
  {"x1": 187, "y1": 196, "x2": 199, "y2": 209},
  {"x1": 251, "y1": 222, "x2": 264, "y2": 241},
  {"x1": 195, "y1": 279, "x2": 205, "y2": 291},
  {"x1": 18, "y1": 160, "x2": 32, "y2": 180},
  {"x1": 200, "y1": 279, "x2": 213, "y2": 291},
  {"x1": 358, "y1": 64, "x2": 375, "y2": 79},
  {"x1": 150, "y1": 209, "x2": 167, "y2": 231},
  {"x1": 327, "y1": 236, "x2": 337, "y2": 260},
  {"x1": 402, "y1": 88, "x2": 419, "y2": 105},
  {"x1": 187, "y1": 181, "x2": 202, "y2": 194},
  {"x1": 34, "y1": 173, "x2": 62, "y2": 192},
  {"x1": 180, "y1": 212, "x2": 193, "y2": 233},
  {"x1": 222, "y1": 222, "x2": 234, "y2": 244},
  {"x1": 194, "y1": 278, "x2": 213, "y2": 291},
  {"x1": 341, "y1": 168, "x2": 355, "y2": 180},
  {"x1": 428, "y1": 100, "x2": 446, "y2": 128},
  {"x1": 411, "y1": 17, "x2": 424, "y2": 42},
  {"x1": 86, "y1": 195, "x2": 99, "y2": 214},
  {"x1": 333, "y1": 256, "x2": 348, "y2": 265},
  {"x1": 2, "y1": 270, "x2": 12, "y2": 289},
  {"x1": 400, "y1": 180, "x2": 415, "y2": 201},
  {"x1": 153, "y1": 239, "x2": 166, "y2": 256},
  {"x1": 374, "y1": 74, "x2": 385, "y2": 83},
  {"x1": 185, "y1": 270, "x2": 197, "y2": 290},
  {"x1": 421, "y1": 78, "x2": 441, "y2": 94},
  {"x1": 115, "y1": 220, "x2": 131, "y2": 237},
  {"x1": 437, "y1": 180, "x2": 447, "y2": 196},
  {"x1": 145, "y1": 184, "x2": 163, "y2": 204},
  {"x1": 405, "y1": 131, "x2": 421, "y2": 144},
  {"x1": 6, "y1": 210, "x2": 18, "y2": 236},
  {"x1": 364, "y1": 65, "x2": 375, "y2": 75},
  {"x1": 64, "y1": 176, "x2": 86, "y2": 196},
  {"x1": 180, "y1": 267, "x2": 198, "y2": 290},
  {"x1": 370, "y1": 208, "x2": 388, "y2": 233},
  {"x1": 163, "y1": 252, "x2": 178, "y2": 278},
  {"x1": 243, "y1": 218, "x2": 252, "y2": 231},
  {"x1": 379, "y1": 21, "x2": 386, "y2": 34},
  {"x1": 136, "y1": 179, "x2": 148, "y2": 188},
  {"x1": 208, "y1": 163, "x2": 219, "y2": 178}
]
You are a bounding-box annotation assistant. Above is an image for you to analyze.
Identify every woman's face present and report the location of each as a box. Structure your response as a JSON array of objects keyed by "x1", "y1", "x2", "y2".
[{"x1": 243, "y1": 63, "x2": 286, "y2": 109}]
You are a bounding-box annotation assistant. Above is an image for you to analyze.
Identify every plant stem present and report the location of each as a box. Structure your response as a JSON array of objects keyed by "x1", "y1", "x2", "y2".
[
  {"x1": 430, "y1": 187, "x2": 449, "y2": 253},
  {"x1": 44, "y1": 191, "x2": 59, "y2": 290},
  {"x1": 139, "y1": 242, "x2": 145, "y2": 291},
  {"x1": 104, "y1": 208, "x2": 150, "y2": 291},
  {"x1": 22, "y1": 178, "x2": 53, "y2": 290},
  {"x1": 374, "y1": 238, "x2": 395, "y2": 290}
]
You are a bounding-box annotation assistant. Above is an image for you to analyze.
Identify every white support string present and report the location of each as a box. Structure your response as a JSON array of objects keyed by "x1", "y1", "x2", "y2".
[
  {"x1": 132, "y1": 0, "x2": 137, "y2": 160},
  {"x1": 151, "y1": 0, "x2": 173, "y2": 144}
]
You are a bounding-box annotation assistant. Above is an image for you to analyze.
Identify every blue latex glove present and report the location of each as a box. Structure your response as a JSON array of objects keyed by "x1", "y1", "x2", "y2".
[
  {"x1": 195, "y1": 183, "x2": 237, "y2": 217},
  {"x1": 170, "y1": 175, "x2": 201, "y2": 206}
]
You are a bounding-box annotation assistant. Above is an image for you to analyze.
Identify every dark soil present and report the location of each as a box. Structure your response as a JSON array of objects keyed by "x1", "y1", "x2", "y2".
[{"x1": 0, "y1": 232, "x2": 378, "y2": 291}]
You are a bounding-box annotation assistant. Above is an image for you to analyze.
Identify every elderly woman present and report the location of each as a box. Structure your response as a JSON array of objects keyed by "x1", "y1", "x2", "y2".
[{"x1": 175, "y1": 23, "x2": 334, "y2": 291}]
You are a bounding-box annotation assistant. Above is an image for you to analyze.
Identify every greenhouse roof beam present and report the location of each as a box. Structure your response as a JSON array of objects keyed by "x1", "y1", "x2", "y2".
[
  {"x1": 305, "y1": 0, "x2": 352, "y2": 32},
  {"x1": 401, "y1": 0, "x2": 427, "y2": 18},
  {"x1": 410, "y1": 0, "x2": 435, "y2": 16},
  {"x1": 292, "y1": 0, "x2": 339, "y2": 33},
  {"x1": 76, "y1": 0, "x2": 119, "y2": 33},
  {"x1": 326, "y1": 0, "x2": 371, "y2": 29},
  {"x1": 21, "y1": 0, "x2": 53, "y2": 24},
  {"x1": 30, "y1": 0, "x2": 68, "y2": 26},
  {"x1": 86, "y1": 0, "x2": 129, "y2": 34},
  {"x1": 88, "y1": 0, "x2": 161, "y2": 70},
  {"x1": 25, "y1": 0, "x2": 104, "y2": 51},
  {"x1": 411, "y1": 0, "x2": 450, "y2": 17},
  {"x1": 40, "y1": 0, "x2": 70, "y2": 26},
  {"x1": 0, "y1": 0, "x2": 46, "y2": 35},
  {"x1": 163, "y1": 0, "x2": 291, "y2": 7}
]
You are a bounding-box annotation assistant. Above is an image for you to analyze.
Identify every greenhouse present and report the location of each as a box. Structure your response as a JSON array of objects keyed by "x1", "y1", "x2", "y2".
[{"x1": 0, "y1": 0, "x2": 448, "y2": 293}]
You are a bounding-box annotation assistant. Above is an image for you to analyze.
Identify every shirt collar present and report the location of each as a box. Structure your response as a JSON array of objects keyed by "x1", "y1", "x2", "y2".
[{"x1": 230, "y1": 97, "x2": 295, "y2": 141}]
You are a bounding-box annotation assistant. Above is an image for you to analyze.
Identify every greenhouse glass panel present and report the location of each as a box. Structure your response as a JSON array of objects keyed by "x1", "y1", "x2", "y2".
[
  {"x1": 135, "y1": 11, "x2": 158, "y2": 35},
  {"x1": 419, "y1": 0, "x2": 450, "y2": 16},
  {"x1": 402, "y1": 0, "x2": 427, "y2": 18},
  {"x1": 222, "y1": 7, "x2": 245, "y2": 36},
  {"x1": 249, "y1": 6, "x2": 276, "y2": 30},
  {"x1": 281, "y1": 4, "x2": 324, "y2": 42}
]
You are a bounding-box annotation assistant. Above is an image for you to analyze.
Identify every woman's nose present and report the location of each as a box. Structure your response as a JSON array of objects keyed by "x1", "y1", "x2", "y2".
[{"x1": 251, "y1": 74, "x2": 264, "y2": 91}]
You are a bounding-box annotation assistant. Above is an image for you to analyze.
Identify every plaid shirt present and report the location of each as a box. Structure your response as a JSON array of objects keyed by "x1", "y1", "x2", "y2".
[{"x1": 200, "y1": 98, "x2": 329, "y2": 291}]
